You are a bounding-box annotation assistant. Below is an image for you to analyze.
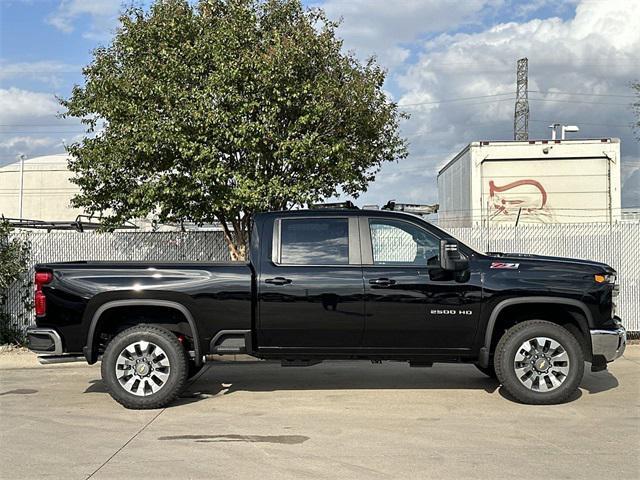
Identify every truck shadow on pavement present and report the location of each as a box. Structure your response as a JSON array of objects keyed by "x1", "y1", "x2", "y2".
[
  {"x1": 83, "y1": 362, "x2": 620, "y2": 407},
  {"x1": 176, "y1": 362, "x2": 508, "y2": 406}
]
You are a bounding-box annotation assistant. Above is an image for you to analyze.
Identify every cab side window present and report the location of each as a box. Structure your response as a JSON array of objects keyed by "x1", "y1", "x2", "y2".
[
  {"x1": 369, "y1": 218, "x2": 439, "y2": 265},
  {"x1": 280, "y1": 218, "x2": 349, "y2": 265}
]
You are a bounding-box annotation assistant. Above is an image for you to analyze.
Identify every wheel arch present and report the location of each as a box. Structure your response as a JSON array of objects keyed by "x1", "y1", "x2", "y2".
[
  {"x1": 478, "y1": 297, "x2": 592, "y2": 367},
  {"x1": 85, "y1": 299, "x2": 201, "y2": 366}
]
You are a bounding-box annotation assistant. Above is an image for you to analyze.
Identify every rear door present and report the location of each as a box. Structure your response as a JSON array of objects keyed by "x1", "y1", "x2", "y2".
[
  {"x1": 360, "y1": 216, "x2": 481, "y2": 350},
  {"x1": 257, "y1": 215, "x2": 365, "y2": 349}
]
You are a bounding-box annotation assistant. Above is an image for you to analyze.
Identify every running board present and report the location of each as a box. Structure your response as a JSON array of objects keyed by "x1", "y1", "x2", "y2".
[{"x1": 38, "y1": 355, "x2": 87, "y2": 365}]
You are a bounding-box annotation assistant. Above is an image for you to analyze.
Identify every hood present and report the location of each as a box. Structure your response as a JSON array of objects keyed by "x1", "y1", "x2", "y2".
[{"x1": 485, "y1": 252, "x2": 615, "y2": 274}]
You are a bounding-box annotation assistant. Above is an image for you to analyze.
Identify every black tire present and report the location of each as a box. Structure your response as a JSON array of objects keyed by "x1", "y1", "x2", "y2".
[
  {"x1": 474, "y1": 362, "x2": 497, "y2": 379},
  {"x1": 101, "y1": 325, "x2": 189, "y2": 409},
  {"x1": 494, "y1": 320, "x2": 584, "y2": 405}
]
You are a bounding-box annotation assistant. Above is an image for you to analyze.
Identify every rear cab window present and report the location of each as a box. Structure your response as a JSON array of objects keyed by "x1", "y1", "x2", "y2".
[
  {"x1": 280, "y1": 218, "x2": 349, "y2": 265},
  {"x1": 271, "y1": 216, "x2": 361, "y2": 266}
]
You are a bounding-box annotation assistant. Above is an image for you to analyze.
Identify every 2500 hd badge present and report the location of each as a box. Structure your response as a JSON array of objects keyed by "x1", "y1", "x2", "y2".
[{"x1": 430, "y1": 309, "x2": 474, "y2": 315}]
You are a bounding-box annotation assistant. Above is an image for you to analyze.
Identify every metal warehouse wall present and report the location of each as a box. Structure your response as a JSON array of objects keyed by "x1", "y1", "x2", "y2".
[{"x1": 3, "y1": 223, "x2": 639, "y2": 334}]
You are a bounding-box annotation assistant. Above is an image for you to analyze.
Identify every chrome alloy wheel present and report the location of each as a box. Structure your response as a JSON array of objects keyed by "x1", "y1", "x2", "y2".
[
  {"x1": 513, "y1": 336, "x2": 570, "y2": 392},
  {"x1": 115, "y1": 340, "x2": 171, "y2": 396}
]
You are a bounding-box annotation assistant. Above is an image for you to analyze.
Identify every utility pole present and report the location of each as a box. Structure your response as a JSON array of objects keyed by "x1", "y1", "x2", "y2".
[
  {"x1": 18, "y1": 153, "x2": 26, "y2": 219},
  {"x1": 514, "y1": 57, "x2": 529, "y2": 141}
]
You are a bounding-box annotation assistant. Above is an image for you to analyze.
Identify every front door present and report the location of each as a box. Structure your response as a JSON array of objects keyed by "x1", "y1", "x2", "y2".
[
  {"x1": 258, "y1": 216, "x2": 365, "y2": 349},
  {"x1": 361, "y1": 217, "x2": 481, "y2": 350}
]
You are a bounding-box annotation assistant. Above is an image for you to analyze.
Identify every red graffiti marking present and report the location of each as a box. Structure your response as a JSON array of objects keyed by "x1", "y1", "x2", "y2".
[{"x1": 489, "y1": 179, "x2": 547, "y2": 215}]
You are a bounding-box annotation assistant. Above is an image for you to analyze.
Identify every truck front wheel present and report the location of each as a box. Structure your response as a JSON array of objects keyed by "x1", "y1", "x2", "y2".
[
  {"x1": 494, "y1": 320, "x2": 584, "y2": 405},
  {"x1": 101, "y1": 325, "x2": 189, "y2": 409}
]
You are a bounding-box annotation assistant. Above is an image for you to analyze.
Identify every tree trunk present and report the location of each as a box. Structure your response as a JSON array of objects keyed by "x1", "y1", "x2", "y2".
[{"x1": 217, "y1": 212, "x2": 248, "y2": 261}]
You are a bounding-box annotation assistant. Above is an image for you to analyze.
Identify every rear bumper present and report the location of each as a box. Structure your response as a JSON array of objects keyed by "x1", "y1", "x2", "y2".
[
  {"x1": 591, "y1": 322, "x2": 626, "y2": 362},
  {"x1": 26, "y1": 327, "x2": 63, "y2": 355},
  {"x1": 27, "y1": 327, "x2": 88, "y2": 364}
]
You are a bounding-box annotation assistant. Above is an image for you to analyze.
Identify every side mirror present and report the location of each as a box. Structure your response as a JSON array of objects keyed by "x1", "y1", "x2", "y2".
[{"x1": 439, "y1": 240, "x2": 469, "y2": 272}]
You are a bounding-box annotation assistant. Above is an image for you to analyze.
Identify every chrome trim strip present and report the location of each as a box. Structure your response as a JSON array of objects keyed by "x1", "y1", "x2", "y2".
[
  {"x1": 348, "y1": 217, "x2": 361, "y2": 265},
  {"x1": 27, "y1": 328, "x2": 63, "y2": 355},
  {"x1": 359, "y1": 216, "x2": 374, "y2": 265},
  {"x1": 272, "y1": 218, "x2": 281, "y2": 263}
]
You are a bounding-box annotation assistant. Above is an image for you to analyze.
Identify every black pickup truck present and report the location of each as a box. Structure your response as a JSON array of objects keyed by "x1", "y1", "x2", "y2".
[{"x1": 27, "y1": 206, "x2": 626, "y2": 408}]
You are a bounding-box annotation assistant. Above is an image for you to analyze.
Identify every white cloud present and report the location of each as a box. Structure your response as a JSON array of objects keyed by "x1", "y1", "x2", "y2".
[
  {"x1": 0, "y1": 88, "x2": 83, "y2": 165},
  {"x1": 47, "y1": 0, "x2": 121, "y2": 40},
  {"x1": 0, "y1": 60, "x2": 81, "y2": 88},
  {"x1": 0, "y1": 88, "x2": 61, "y2": 123},
  {"x1": 349, "y1": 0, "x2": 640, "y2": 207},
  {"x1": 317, "y1": 0, "x2": 499, "y2": 69}
]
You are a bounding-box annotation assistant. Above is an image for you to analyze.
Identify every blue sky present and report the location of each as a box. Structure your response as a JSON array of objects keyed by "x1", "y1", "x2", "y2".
[{"x1": 1, "y1": 0, "x2": 639, "y2": 206}]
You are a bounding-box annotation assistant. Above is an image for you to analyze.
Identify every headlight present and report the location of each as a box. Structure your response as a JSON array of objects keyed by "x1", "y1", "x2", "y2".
[{"x1": 594, "y1": 274, "x2": 616, "y2": 284}]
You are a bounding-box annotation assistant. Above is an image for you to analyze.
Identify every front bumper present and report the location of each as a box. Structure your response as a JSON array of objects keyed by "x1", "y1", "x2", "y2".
[{"x1": 591, "y1": 322, "x2": 626, "y2": 362}]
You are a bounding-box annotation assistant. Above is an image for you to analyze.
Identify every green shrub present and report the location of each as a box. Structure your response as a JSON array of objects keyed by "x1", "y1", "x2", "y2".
[{"x1": 0, "y1": 220, "x2": 31, "y2": 345}]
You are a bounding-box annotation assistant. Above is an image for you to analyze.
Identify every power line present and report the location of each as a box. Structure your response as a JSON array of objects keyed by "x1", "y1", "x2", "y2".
[
  {"x1": 398, "y1": 93, "x2": 513, "y2": 107},
  {"x1": 527, "y1": 98, "x2": 630, "y2": 106},
  {"x1": 398, "y1": 90, "x2": 635, "y2": 109},
  {"x1": 529, "y1": 90, "x2": 637, "y2": 98},
  {"x1": 529, "y1": 119, "x2": 635, "y2": 128}
]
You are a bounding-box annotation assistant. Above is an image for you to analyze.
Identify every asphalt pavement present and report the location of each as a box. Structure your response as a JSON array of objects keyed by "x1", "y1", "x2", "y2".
[{"x1": 1, "y1": 347, "x2": 639, "y2": 480}]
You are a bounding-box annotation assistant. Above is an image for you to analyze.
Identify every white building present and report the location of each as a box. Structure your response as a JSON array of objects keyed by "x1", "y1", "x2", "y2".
[
  {"x1": 437, "y1": 138, "x2": 622, "y2": 227},
  {"x1": 0, "y1": 154, "x2": 83, "y2": 221},
  {"x1": 0, "y1": 154, "x2": 223, "y2": 231}
]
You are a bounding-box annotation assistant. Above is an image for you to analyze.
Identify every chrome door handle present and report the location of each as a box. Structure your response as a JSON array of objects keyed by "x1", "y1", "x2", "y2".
[{"x1": 369, "y1": 278, "x2": 395, "y2": 287}]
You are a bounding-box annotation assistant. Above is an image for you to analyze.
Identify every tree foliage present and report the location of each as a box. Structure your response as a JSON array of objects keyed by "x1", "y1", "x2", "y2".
[{"x1": 61, "y1": 0, "x2": 408, "y2": 259}]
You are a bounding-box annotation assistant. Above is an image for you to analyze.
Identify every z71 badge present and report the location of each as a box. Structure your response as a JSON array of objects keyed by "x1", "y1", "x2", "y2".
[{"x1": 490, "y1": 262, "x2": 520, "y2": 269}]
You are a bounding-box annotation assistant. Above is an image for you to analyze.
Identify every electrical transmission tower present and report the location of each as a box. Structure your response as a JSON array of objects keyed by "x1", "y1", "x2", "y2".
[{"x1": 513, "y1": 57, "x2": 529, "y2": 141}]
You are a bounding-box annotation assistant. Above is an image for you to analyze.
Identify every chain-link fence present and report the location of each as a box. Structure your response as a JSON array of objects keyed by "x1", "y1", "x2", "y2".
[
  {"x1": 2, "y1": 231, "x2": 230, "y2": 336},
  {"x1": 446, "y1": 223, "x2": 640, "y2": 333},
  {"x1": 2, "y1": 223, "x2": 639, "y2": 337}
]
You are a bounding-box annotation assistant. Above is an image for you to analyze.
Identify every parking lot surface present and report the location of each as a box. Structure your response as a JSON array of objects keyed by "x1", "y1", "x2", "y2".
[{"x1": 1, "y1": 347, "x2": 639, "y2": 480}]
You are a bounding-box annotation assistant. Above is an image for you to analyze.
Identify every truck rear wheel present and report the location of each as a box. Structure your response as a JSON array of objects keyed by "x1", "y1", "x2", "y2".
[
  {"x1": 494, "y1": 320, "x2": 584, "y2": 405},
  {"x1": 101, "y1": 325, "x2": 188, "y2": 409}
]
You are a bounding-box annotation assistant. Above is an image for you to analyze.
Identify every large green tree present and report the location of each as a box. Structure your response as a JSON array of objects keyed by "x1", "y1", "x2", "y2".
[{"x1": 61, "y1": 0, "x2": 407, "y2": 259}]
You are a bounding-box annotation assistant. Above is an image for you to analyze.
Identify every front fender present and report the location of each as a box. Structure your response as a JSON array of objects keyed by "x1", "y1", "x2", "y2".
[{"x1": 478, "y1": 296, "x2": 593, "y2": 368}]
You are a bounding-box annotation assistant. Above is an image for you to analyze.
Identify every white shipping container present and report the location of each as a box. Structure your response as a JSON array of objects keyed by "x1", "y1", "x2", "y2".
[{"x1": 437, "y1": 139, "x2": 621, "y2": 227}]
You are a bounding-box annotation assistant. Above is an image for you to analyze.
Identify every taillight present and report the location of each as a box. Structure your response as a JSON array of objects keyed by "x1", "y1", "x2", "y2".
[
  {"x1": 35, "y1": 271, "x2": 53, "y2": 285},
  {"x1": 35, "y1": 291, "x2": 47, "y2": 316},
  {"x1": 34, "y1": 271, "x2": 53, "y2": 316}
]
